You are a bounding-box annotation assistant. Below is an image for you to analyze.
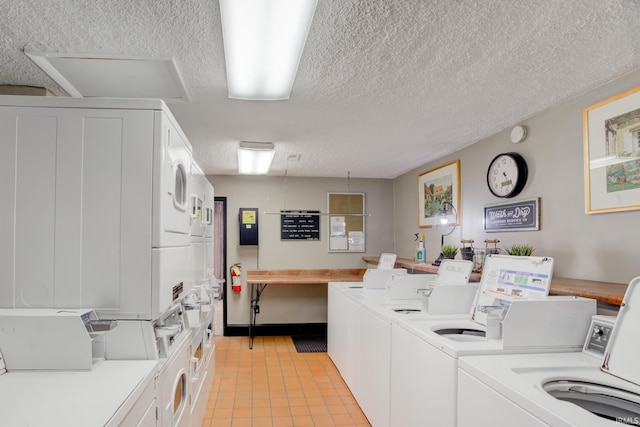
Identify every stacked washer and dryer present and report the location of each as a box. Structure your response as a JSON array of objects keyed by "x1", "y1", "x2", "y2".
[{"x1": 0, "y1": 95, "x2": 216, "y2": 426}]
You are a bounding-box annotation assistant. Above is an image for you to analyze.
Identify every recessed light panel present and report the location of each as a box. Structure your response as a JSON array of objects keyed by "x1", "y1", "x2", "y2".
[{"x1": 26, "y1": 52, "x2": 190, "y2": 103}]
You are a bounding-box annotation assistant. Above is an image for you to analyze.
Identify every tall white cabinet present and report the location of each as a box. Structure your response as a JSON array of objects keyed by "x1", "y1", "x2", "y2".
[{"x1": 0, "y1": 97, "x2": 200, "y2": 320}]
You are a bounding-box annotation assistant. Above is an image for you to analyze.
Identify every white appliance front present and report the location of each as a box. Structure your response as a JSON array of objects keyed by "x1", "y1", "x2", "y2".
[
  {"x1": 152, "y1": 246, "x2": 193, "y2": 319},
  {"x1": 189, "y1": 308, "x2": 216, "y2": 427}
]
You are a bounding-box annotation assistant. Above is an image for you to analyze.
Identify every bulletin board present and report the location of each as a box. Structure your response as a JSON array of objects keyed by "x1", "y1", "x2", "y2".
[{"x1": 328, "y1": 192, "x2": 365, "y2": 252}]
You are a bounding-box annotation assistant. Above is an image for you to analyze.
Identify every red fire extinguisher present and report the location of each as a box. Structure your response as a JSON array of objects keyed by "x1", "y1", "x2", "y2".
[{"x1": 230, "y1": 263, "x2": 242, "y2": 293}]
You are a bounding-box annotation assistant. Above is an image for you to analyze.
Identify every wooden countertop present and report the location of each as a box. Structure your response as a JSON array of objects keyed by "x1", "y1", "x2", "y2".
[
  {"x1": 363, "y1": 256, "x2": 628, "y2": 306},
  {"x1": 246, "y1": 268, "x2": 367, "y2": 285}
]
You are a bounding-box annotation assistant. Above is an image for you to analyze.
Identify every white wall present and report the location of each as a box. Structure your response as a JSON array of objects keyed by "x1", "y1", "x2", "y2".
[
  {"x1": 395, "y1": 68, "x2": 640, "y2": 285},
  {"x1": 207, "y1": 175, "x2": 394, "y2": 325}
]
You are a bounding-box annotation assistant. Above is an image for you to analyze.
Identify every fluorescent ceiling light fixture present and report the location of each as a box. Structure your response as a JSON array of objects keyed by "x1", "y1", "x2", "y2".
[
  {"x1": 238, "y1": 142, "x2": 276, "y2": 174},
  {"x1": 219, "y1": 0, "x2": 318, "y2": 100}
]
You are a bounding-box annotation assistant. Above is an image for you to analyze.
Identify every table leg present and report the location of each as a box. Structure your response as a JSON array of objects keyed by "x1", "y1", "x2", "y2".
[{"x1": 249, "y1": 283, "x2": 267, "y2": 349}]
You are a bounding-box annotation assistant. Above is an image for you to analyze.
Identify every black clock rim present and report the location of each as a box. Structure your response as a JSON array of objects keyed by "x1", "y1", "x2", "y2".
[{"x1": 486, "y1": 152, "x2": 528, "y2": 198}]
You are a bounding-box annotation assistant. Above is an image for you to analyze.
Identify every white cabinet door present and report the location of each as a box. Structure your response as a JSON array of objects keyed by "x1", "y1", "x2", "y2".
[
  {"x1": 0, "y1": 107, "x2": 59, "y2": 308},
  {"x1": 81, "y1": 108, "x2": 155, "y2": 318}
]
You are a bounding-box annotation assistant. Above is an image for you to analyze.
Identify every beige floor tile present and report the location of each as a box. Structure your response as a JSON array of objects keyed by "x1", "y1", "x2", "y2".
[{"x1": 206, "y1": 336, "x2": 370, "y2": 427}]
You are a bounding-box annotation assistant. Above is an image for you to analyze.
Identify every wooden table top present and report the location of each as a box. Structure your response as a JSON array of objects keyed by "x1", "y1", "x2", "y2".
[
  {"x1": 246, "y1": 268, "x2": 367, "y2": 285},
  {"x1": 363, "y1": 256, "x2": 628, "y2": 306}
]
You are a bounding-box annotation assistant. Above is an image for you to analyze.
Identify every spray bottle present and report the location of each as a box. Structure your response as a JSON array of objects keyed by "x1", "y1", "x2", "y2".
[{"x1": 414, "y1": 233, "x2": 426, "y2": 263}]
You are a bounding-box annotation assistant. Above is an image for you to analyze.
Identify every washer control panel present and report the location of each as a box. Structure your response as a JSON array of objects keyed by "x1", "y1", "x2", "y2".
[{"x1": 583, "y1": 315, "x2": 616, "y2": 357}]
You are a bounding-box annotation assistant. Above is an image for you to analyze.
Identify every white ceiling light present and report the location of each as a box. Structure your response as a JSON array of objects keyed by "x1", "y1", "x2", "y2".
[
  {"x1": 237, "y1": 142, "x2": 276, "y2": 174},
  {"x1": 219, "y1": 0, "x2": 318, "y2": 100}
]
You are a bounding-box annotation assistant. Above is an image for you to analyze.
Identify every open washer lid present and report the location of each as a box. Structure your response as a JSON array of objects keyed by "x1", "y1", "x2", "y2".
[
  {"x1": 602, "y1": 276, "x2": 640, "y2": 386},
  {"x1": 471, "y1": 255, "x2": 554, "y2": 326}
]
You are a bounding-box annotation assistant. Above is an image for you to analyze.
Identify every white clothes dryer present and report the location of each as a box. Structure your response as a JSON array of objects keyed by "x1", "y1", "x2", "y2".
[{"x1": 152, "y1": 111, "x2": 192, "y2": 248}]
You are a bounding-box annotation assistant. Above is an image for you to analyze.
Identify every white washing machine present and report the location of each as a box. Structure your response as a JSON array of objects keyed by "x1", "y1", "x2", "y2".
[
  {"x1": 154, "y1": 304, "x2": 193, "y2": 427},
  {"x1": 182, "y1": 289, "x2": 216, "y2": 427},
  {"x1": 457, "y1": 278, "x2": 640, "y2": 427},
  {"x1": 328, "y1": 260, "x2": 475, "y2": 427},
  {"x1": 158, "y1": 331, "x2": 192, "y2": 427},
  {"x1": 389, "y1": 255, "x2": 597, "y2": 427},
  {"x1": 0, "y1": 309, "x2": 160, "y2": 426}
]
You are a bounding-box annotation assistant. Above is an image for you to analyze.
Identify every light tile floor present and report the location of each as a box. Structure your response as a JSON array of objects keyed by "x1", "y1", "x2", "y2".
[{"x1": 202, "y1": 336, "x2": 371, "y2": 427}]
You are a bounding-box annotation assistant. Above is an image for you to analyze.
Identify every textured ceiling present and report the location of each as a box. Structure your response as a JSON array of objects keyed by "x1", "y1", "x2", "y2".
[{"x1": 1, "y1": 0, "x2": 640, "y2": 178}]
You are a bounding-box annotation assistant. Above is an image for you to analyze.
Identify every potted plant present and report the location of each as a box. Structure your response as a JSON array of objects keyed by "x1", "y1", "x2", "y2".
[
  {"x1": 505, "y1": 244, "x2": 535, "y2": 256},
  {"x1": 440, "y1": 244, "x2": 459, "y2": 259}
]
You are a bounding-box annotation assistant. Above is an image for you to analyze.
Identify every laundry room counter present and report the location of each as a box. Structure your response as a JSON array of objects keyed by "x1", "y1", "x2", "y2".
[
  {"x1": 246, "y1": 268, "x2": 367, "y2": 285},
  {"x1": 0, "y1": 360, "x2": 158, "y2": 426},
  {"x1": 363, "y1": 256, "x2": 628, "y2": 306}
]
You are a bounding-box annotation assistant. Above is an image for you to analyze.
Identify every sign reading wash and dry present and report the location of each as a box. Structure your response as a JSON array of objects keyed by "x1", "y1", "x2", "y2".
[{"x1": 484, "y1": 198, "x2": 540, "y2": 232}]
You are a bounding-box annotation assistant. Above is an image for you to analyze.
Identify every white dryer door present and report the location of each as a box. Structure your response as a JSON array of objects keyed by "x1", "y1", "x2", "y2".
[{"x1": 153, "y1": 112, "x2": 192, "y2": 248}]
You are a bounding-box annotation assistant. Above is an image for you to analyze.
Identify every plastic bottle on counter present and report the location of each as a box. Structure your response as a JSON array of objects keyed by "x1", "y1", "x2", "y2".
[{"x1": 415, "y1": 233, "x2": 426, "y2": 263}]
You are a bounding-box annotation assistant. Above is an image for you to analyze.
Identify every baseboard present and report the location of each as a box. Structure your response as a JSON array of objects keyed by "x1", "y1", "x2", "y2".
[{"x1": 224, "y1": 323, "x2": 327, "y2": 337}]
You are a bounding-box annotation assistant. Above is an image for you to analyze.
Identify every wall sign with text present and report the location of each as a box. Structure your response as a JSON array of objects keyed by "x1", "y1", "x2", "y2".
[
  {"x1": 280, "y1": 210, "x2": 320, "y2": 240},
  {"x1": 484, "y1": 198, "x2": 540, "y2": 232}
]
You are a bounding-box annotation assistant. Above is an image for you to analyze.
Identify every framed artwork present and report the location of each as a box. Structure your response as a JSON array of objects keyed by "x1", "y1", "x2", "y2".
[
  {"x1": 418, "y1": 160, "x2": 460, "y2": 228},
  {"x1": 584, "y1": 85, "x2": 640, "y2": 214}
]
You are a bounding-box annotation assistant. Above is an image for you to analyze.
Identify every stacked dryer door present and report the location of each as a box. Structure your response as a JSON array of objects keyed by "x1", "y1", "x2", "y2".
[{"x1": 152, "y1": 111, "x2": 191, "y2": 248}]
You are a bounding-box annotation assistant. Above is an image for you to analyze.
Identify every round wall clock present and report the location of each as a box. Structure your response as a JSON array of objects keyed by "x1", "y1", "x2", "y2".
[{"x1": 486, "y1": 152, "x2": 528, "y2": 198}]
